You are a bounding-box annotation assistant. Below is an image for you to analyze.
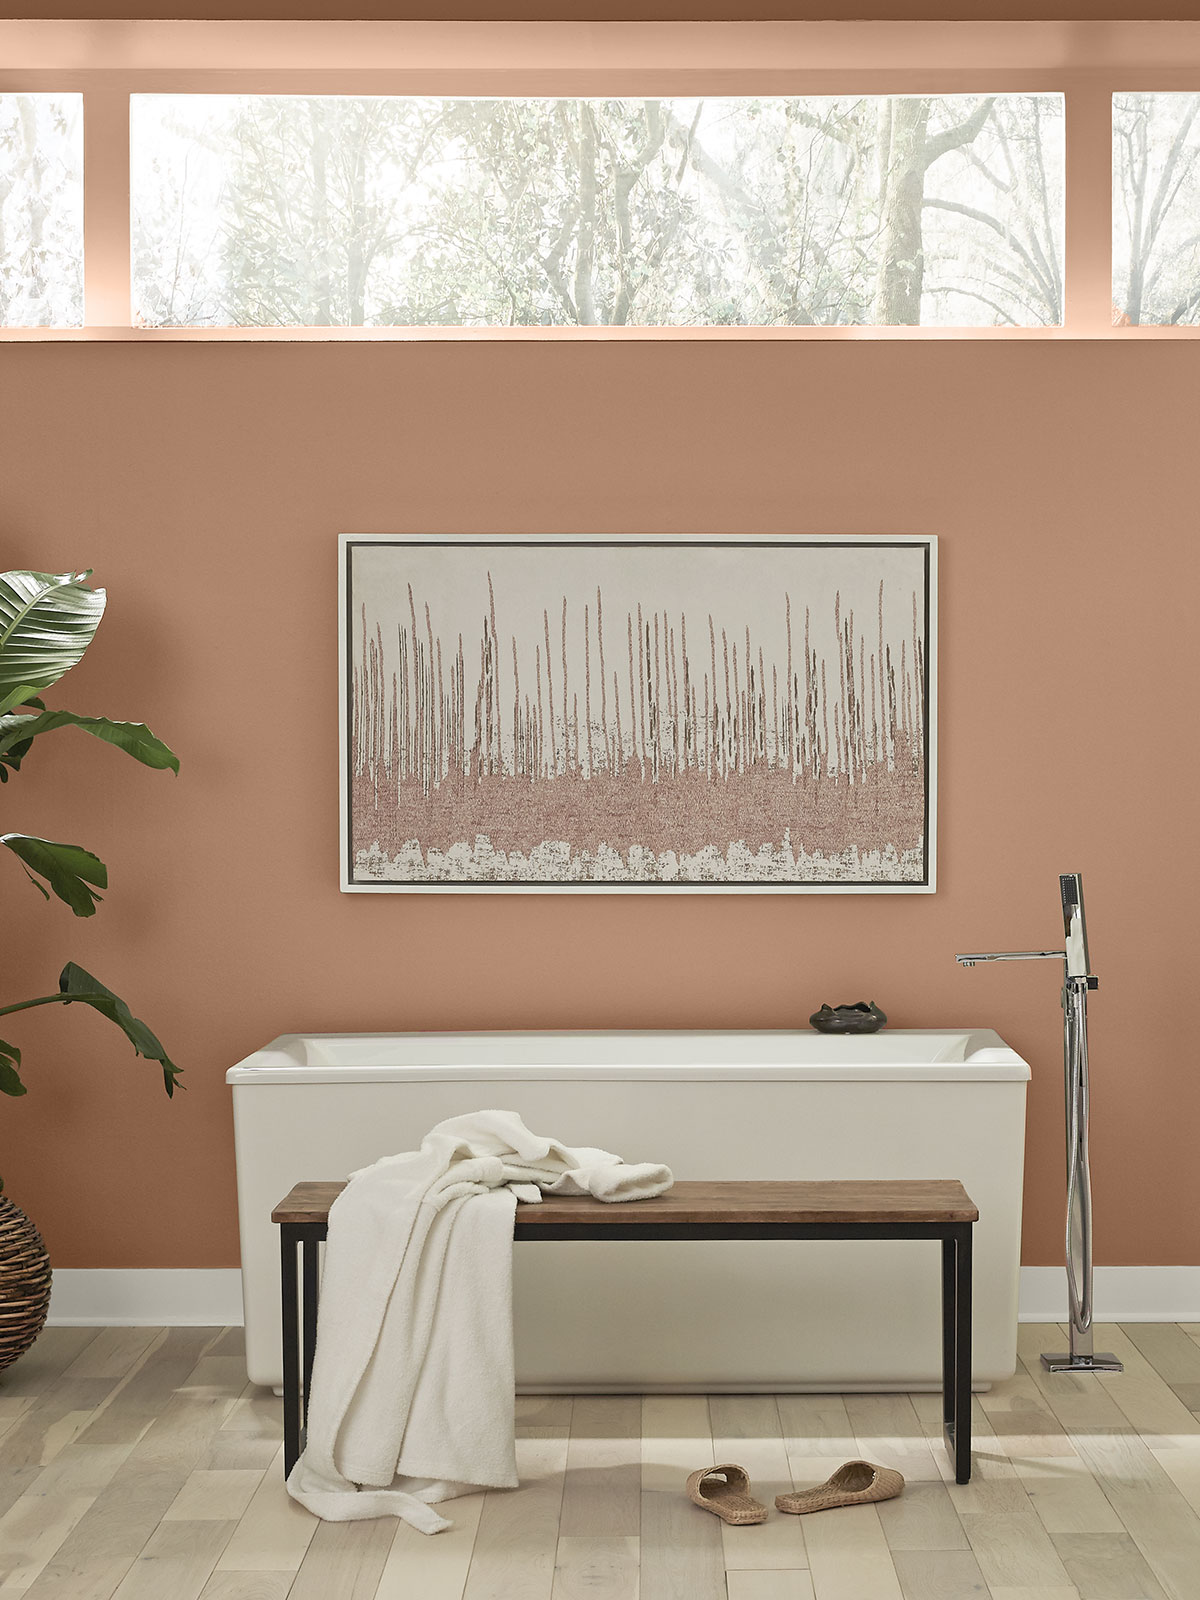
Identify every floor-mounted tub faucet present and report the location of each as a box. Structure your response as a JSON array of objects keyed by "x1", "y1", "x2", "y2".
[{"x1": 957, "y1": 874, "x2": 1122, "y2": 1374}]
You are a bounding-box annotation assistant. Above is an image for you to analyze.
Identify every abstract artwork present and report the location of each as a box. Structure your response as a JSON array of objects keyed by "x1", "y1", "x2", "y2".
[{"x1": 340, "y1": 536, "x2": 936, "y2": 892}]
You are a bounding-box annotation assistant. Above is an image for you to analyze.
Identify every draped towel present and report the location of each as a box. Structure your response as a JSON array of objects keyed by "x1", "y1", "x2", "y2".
[{"x1": 286, "y1": 1109, "x2": 673, "y2": 1531}]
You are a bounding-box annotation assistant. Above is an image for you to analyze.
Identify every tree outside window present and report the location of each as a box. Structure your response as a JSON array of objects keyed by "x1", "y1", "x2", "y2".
[{"x1": 131, "y1": 93, "x2": 1064, "y2": 329}]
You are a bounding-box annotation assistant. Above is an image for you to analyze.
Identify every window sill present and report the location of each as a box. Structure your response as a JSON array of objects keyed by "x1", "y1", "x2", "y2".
[{"x1": 2, "y1": 323, "x2": 1189, "y2": 343}]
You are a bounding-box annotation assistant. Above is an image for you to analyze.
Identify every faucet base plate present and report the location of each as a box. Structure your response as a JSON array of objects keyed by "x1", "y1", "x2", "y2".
[{"x1": 1040, "y1": 1352, "x2": 1124, "y2": 1373}]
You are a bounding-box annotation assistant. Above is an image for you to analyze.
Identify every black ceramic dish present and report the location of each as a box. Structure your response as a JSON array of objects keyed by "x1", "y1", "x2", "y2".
[{"x1": 809, "y1": 1002, "x2": 888, "y2": 1034}]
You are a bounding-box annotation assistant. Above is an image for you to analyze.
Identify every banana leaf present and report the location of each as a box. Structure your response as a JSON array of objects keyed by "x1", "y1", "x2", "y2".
[
  {"x1": 0, "y1": 571, "x2": 106, "y2": 718},
  {"x1": 0, "y1": 710, "x2": 179, "y2": 776},
  {"x1": 58, "y1": 964, "x2": 182, "y2": 1097},
  {"x1": 0, "y1": 964, "x2": 181, "y2": 1101},
  {"x1": 1, "y1": 834, "x2": 107, "y2": 916}
]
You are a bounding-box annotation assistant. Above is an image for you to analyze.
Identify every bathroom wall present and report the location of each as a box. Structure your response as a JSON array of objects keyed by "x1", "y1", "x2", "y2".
[
  {"x1": 2, "y1": 2, "x2": 1198, "y2": 1278},
  {"x1": 3, "y1": 336, "x2": 1195, "y2": 1273}
]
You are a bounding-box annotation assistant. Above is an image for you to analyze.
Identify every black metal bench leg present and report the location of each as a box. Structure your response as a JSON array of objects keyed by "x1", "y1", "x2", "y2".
[
  {"x1": 281, "y1": 1224, "x2": 301, "y2": 1477},
  {"x1": 942, "y1": 1226, "x2": 974, "y2": 1483},
  {"x1": 960, "y1": 1222, "x2": 979, "y2": 1484},
  {"x1": 301, "y1": 1233, "x2": 320, "y2": 1452},
  {"x1": 953, "y1": 1223, "x2": 973, "y2": 1484},
  {"x1": 942, "y1": 1233, "x2": 957, "y2": 1445}
]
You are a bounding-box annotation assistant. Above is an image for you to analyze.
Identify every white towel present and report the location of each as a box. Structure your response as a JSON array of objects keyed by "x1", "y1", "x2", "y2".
[{"x1": 286, "y1": 1110, "x2": 673, "y2": 1531}]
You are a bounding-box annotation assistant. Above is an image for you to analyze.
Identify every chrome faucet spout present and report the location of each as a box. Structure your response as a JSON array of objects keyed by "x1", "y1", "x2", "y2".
[{"x1": 955, "y1": 950, "x2": 1065, "y2": 967}]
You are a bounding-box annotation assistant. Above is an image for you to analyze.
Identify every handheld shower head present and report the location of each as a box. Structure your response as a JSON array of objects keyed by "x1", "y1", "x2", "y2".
[{"x1": 1060, "y1": 872, "x2": 1092, "y2": 981}]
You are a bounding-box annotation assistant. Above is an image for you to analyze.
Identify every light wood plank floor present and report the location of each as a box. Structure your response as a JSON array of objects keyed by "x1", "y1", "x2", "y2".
[{"x1": 4, "y1": 1324, "x2": 1200, "y2": 1599}]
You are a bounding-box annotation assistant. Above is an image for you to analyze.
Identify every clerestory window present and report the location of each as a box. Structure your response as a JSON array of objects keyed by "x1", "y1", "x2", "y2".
[
  {"x1": 1113, "y1": 92, "x2": 1200, "y2": 325},
  {"x1": 0, "y1": 93, "x2": 83, "y2": 329},
  {"x1": 129, "y1": 93, "x2": 1064, "y2": 330}
]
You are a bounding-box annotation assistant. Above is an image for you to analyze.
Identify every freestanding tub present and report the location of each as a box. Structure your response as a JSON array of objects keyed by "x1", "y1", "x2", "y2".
[{"x1": 227, "y1": 1029, "x2": 1030, "y2": 1392}]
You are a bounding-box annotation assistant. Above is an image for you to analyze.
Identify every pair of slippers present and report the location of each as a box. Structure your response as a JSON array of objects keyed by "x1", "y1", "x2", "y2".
[{"x1": 686, "y1": 1460, "x2": 904, "y2": 1525}]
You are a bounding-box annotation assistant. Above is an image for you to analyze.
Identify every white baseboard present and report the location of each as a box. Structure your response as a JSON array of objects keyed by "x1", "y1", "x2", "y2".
[
  {"x1": 47, "y1": 1269, "x2": 244, "y2": 1327},
  {"x1": 1018, "y1": 1266, "x2": 1200, "y2": 1323},
  {"x1": 45, "y1": 1266, "x2": 1200, "y2": 1327}
]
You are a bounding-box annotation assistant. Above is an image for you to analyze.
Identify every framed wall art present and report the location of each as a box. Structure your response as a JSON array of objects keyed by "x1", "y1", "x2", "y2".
[{"x1": 340, "y1": 535, "x2": 936, "y2": 893}]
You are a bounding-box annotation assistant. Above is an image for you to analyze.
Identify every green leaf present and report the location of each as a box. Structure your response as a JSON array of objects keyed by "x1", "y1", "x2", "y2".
[
  {"x1": 0, "y1": 571, "x2": 106, "y2": 717},
  {"x1": 0, "y1": 1039, "x2": 25, "y2": 1097},
  {"x1": 58, "y1": 963, "x2": 182, "y2": 1096},
  {"x1": 0, "y1": 711, "x2": 179, "y2": 773},
  {"x1": 1, "y1": 834, "x2": 107, "y2": 916},
  {"x1": 0, "y1": 731, "x2": 36, "y2": 780}
]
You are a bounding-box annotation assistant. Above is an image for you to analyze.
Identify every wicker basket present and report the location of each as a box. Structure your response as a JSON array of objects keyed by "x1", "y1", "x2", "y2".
[{"x1": 0, "y1": 1193, "x2": 52, "y2": 1372}]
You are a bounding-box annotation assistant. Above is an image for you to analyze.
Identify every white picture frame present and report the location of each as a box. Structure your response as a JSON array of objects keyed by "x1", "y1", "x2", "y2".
[{"x1": 339, "y1": 534, "x2": 937, "y2": 893}]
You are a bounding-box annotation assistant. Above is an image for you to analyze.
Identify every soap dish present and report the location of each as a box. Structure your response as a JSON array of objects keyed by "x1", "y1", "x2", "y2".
[{"x1": 809, "y1": 1002, "x2": 887, "y2": 1034}]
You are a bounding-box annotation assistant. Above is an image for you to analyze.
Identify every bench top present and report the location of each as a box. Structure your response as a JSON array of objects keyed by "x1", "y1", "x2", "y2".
[{"x1": 272, "y1": 1178, "x2": 977, "y2": 1227}]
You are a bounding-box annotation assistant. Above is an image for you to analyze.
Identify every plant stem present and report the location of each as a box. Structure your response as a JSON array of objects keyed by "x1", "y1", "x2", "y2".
[{"x1": 0, "y1": 992, "x2": 81, "y2": 1019}]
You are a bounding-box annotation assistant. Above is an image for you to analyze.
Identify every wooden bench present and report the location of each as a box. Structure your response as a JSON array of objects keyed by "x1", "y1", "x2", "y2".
[{"x1": 273, "y1": 1178, "x2": 977, "y2": 1483}]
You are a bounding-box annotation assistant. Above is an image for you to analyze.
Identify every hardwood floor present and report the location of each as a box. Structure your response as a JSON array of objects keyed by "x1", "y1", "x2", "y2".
[{"x1": 4, "y1": 1325, "x2": 1200, "y2": 1599}]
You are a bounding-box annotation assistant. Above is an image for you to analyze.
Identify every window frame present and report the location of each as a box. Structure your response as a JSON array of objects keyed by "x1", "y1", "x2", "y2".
[{"x1": 3, "y1": 17, "x2": 1200, "y2": 340}]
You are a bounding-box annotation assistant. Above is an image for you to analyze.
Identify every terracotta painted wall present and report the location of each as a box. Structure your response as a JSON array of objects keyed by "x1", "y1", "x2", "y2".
[{"x1": 1, "y1": 340, "x2": 1196, "y2": 1271}]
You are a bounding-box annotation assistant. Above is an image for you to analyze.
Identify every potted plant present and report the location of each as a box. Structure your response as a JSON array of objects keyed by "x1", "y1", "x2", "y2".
[{"x1": 0, "y1": 569, "x2": 180, "y2": 1370}]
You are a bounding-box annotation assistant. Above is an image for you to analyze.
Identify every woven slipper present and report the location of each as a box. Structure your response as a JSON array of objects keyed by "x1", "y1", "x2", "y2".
[
  {"x1": 686, "y1": 1463, "x2": 769, "y2": 1525},
  {"x1": 775, "y1": 1459, "x2": 904, "y2": 1515}
]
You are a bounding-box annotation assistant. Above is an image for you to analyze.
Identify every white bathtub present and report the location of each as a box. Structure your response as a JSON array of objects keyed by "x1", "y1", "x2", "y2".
[{"x1": 227, "y1": 1028, "x2": 1030, "y2": 1391}]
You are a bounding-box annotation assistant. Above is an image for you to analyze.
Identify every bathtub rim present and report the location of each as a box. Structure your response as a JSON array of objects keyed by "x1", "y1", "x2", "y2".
[{"x1": 226, "y1": 1026, "x2": 1031, "y2": 1084}]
